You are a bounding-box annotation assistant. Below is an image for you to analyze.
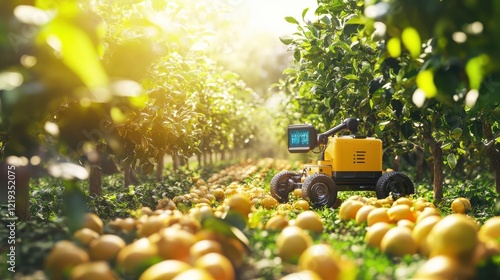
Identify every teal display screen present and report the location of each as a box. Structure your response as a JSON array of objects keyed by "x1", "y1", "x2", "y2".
[{"x1": 287, "y1": 124, "x2": 316, "y2": 153}]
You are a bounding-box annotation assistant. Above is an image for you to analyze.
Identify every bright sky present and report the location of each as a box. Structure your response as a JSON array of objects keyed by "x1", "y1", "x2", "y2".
[{"x1": 245, "y1": 0, "x2": 318, "y2": 36}]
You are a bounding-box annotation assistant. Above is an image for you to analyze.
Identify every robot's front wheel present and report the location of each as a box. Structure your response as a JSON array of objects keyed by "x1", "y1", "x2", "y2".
[{"x1": 301, "y1": 173, "x2": 337, "y2": 208}]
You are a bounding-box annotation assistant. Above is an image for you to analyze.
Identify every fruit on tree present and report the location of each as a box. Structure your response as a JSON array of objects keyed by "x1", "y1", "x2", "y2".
[
  {"x1": 380, "y1": 226, "x2": 417, "y2": 257},
  {"x1": 277, "y1": 226, "x2": 313, "y2": 263},
  {"x1": 298, "y1": 244, "x2": 341, "y2": 280}
]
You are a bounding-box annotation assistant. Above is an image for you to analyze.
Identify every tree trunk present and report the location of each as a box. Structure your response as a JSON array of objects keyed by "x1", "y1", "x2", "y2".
[
  {"x1": 124, "y1": 165, "x2": 137, "y2": 187},
  {"x1": 483, "y1": 122, "x2": 500, "y2": 193},
  {"x1": 89, "y1": 157, "x2": 102, "y2": 196},
  {"x1": 156, "y1": 153, "x2": 164, "y2": 182},
  {"x1": 416, "y1": 147, "x2": 424, "y2": 181},
  {"x1": 392, "y1": 155, "x2": 400, "y2": 171},
  {"x1": 197, "y1": 153, "x2": 202, "y2": 169},
  {"x1": 424, "y1": 132, "x2": 444, "y2": 202}
]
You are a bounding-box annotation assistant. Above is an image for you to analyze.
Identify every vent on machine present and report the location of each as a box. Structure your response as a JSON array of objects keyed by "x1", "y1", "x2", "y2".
[{"x1": 353, "y1": 151, "x2": 366, "y2": 164}]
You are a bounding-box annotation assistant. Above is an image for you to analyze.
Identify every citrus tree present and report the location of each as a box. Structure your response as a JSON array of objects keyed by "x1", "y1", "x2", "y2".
[{"x1": 280, "y1": 0, "x2": 500, "y2": 200}]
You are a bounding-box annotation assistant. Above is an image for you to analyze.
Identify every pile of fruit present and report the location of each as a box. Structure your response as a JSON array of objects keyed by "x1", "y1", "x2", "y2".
[{"x1": 41, "y1": 158, "x2": 500, "y2": 279}]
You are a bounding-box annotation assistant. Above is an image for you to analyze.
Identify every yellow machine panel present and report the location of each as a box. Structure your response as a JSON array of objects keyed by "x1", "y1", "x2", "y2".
[
  {"x1": 305, "y1": 161, "x2": 332, "y2": 176},
  {"x1": 324, "y1": 136, "x2": 382, "y2": 172}
]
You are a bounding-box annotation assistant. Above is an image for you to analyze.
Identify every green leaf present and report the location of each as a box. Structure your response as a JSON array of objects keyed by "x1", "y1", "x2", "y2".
[
  {"x1": 447, "y1": 153, "x2": 457, "y2": 169},
  {"x1": 451, "y1": 128, "x2": 463, "y2": 140},
  {"x1": 38, "y1": 19, "x2": 108, "y2": 89},
  {"x1": 285, "y1": 16, "x2": 300, "y2": 25},
  {"x1": 345, "y1": 15, "x2": 364, "y2": 25},
  {"x1": 401, "y1": 27, "x2": 421, "y2": 59},
  {"x1": 302, "y1": 8, "x2": 310, "y2": 20},
  {"x1": 279, "y1": 37, "x2": 293, "y2": 45},
  {"x1": 344, "y1": 74, "x2": 359, "y2": 81}
]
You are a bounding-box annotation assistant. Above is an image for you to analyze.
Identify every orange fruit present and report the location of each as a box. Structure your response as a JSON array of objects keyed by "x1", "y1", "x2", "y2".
[
  {"x1": 45, "y1": 240, "x2": 90, "y2": 280},
  {"x1": 120, "y1": 217, "x2": 137, "y2": 231},
  {"x1": 367, "y1": 207, "x2": 390, "y2": 226},
  {"x1": 387, "y1": 204, "x2": 413, "y2": 223},
  {"x1": 380, "y1": 226, "x2": 417, "y2": 257},
  {"x1": 478, "y1": 216, "x2": 500, "y2": 242},
  {"x1": 293, "y1": 188, "x2": 303, "y2": 198},
  {"x1": 415, "y1": 207, "x2": 440, "y2": 224},
  {"x1": 365, "y1": 222, "x2": 392, "y2": 248},
  {"x1": 153, "y1": 227, "x2": 196, "y2": 262},
  {"x1": 260, "y1": 195, "x2": 279, "y2": 209},
  {"x1": 117, "y1": 238, "x2": 159, "y2": 276},
  {"x1": 139, "y1": 216, "x2": 165, "y2": 237},
  {"x1": 189, "y1": 240, "x2": 223, "y2": 261},
  {"x1": 280, "y1": 270, "x2": 322, "y2": 280},
  {"x1": 265, "y1": 215, "x2": 289, "y2": 231},
  {"x1": 427, "y1": 214, "x2": 478, "y2": 261},
  {"x1": 396, "y1": 219, "x2": 415, "y2": 230},
  {"x1": 73, "y1": 228, "x2": 100, "y2": 246},
  {"x1": 194, "y1": 253, "x2": 235, "y2": 280},
  {"x1": 211, "y1": 188, "x2": 225, "y2": 201},
  {"x1": 294, "y1": 211, "x2": 323, "y2": 233},
  {"x1": 82, "y1": 213, "x2": 104, "y2": 235},
  {"x1": 226, "y1": 194, "x2": 252, "y2": 218},
  {"x1": 338, "y1": 200, "x2": 365, "y2": 221},
  {"x1": 355, "y1": 205, "x2": 376, "y2": 225},
  {"x1": 138, "y1": 260, "x2": 191, "y2": 280},
  {"x1": 293, "y1": 200, "x2": 310, "y2": 211},
  {"x1": 171, "y1": 268, "x2": 215, "y2": 280},
  {"x1": 298, "y1": 244, "x2": 340, "y2": 280},
  {"x1": 414, "y1": 255, "x2": 476, "y2": 280},
  {"x1": 276, "y1": 226, "x2": 313, "y2": 263},
  {"x1": 451, "y1": 197, "x2": 472, "y2": 214},
  {"x1": 411, "y1": 215, "x2": 442, "y2": 256},
  {"x1": 89, "y1": 234, "x2": 126, "y2": 262},
  {"x1": 393, "y1": 197, "x2": 413, "y2": 207},
  {"x1": 70, "y1": 261, "x2": 117, "y2": 280}
]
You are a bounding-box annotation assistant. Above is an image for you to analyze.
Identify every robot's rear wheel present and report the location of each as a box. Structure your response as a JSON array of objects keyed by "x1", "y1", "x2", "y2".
[
  {"x1": 270, "y1": 171, "x2": 300, "y2": 203},
  {"x1": 376, "y1": 171, "x2": 414, "y2": 199}
]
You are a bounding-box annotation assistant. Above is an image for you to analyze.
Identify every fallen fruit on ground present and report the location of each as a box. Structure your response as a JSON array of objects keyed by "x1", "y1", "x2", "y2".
[
  {"x1": 277, "y1": 226, "x2": 313, "y2": 263},
  {"x1": 138, "y1": 260, "x2": 191, "y2": 280},
  {"x1": 294, "y1": 210, "x2": 323, "y2": 233},
  {"x1": 298, "y1": 244, "x2": 341, "y2": 280},
  {"x1": 380, "y1": 226, "x2": 417, "y2": 257}
]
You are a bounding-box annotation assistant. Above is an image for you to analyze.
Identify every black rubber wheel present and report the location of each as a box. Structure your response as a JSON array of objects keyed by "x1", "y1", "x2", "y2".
[
  {"x1": 376, "y1": 171, "x2": 414, "y2": 199},
  {"x1": 301, "y1": 173, "x2": 337, "y2": 208},
  {"x1": 270, "y1": 171, "x2": 299, "y2": 203}
]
